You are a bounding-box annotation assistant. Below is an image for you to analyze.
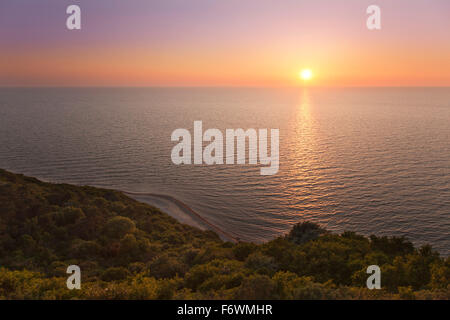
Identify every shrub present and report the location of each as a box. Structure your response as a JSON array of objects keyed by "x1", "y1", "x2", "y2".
[
  {"x1": 103, "y1": 216, "x2": 136, "y2": 239},
  {"x1": 244, "y1": 252, "x2": 277, "y2": 275},
  {"x1": 235, "y1": 275, "x2": 276, "y2": 299},
  {"x1": 101, "y1": 267, "x2": 130, "y2": 282},
  {"x1": 286, "y1": 222, "x2": 327, "y2": 245},
  {"x1": 233, "y1": 242, "x2": 257, "y2": 261}
]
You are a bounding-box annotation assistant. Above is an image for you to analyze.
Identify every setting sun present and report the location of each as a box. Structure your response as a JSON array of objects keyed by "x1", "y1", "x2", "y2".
[{"x1": 300, "y1": 69, "x2": 313, "y2": 81}]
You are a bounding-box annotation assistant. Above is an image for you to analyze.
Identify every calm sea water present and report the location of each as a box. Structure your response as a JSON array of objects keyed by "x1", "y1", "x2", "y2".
[{"x1": 0, "y1": 87, "x2": 449, "y2": 255}]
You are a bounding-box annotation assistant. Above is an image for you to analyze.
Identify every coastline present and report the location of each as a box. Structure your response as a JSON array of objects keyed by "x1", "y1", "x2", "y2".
[
  {"x1": 123, "y1": 191, "x2": 239, "y2": 243},
  {"x1": 1, "y1": 168, "x2": 238, "y2": 243},
  {"x1": 1, "y1": 169, "x2": 448, "y2": 299},
  {"x1": 1, "y1": 168, "x2": 447, "y2": 256}
]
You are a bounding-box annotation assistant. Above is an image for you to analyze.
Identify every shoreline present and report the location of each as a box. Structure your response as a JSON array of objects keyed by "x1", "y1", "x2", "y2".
[
  {"x1": 0, "y1": 168, "x2": 238, "y2": 243},
  {"x1": 123, "y1": 191, "x2": 239, "y2": 243},
  {"x1": 1, "y1": 168, "x2": 447, "y2": 256}
]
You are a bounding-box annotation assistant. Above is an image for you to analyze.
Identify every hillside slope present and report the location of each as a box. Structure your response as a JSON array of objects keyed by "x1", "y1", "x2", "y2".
[{"x1": 0, "y1": 169, "x2": 448, "y2": 299}]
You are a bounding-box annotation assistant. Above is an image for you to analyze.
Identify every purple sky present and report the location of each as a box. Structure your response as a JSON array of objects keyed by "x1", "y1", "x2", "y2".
[{"x1": 1, "y1": 0, "x2": 449, "y2": 86}]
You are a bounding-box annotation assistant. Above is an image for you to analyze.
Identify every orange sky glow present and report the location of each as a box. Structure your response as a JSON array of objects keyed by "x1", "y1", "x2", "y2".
[{"x1": 1, "y1": 0, "x2": 449, "y2": 87}]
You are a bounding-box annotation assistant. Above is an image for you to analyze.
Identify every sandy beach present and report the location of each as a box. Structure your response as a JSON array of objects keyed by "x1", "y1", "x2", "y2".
[{"x1": 124, "y1": 191, "x2": 238, "y2": 243}]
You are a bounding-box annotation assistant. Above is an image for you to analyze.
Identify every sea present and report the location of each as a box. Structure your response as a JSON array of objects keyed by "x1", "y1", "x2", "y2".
[{"x1": 0, "y1": 87, "x2": 449, "y2": 255}]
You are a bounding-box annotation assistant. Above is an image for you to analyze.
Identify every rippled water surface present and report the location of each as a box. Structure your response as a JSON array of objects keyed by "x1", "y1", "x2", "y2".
[{"x1": 0, "y1": 88, "x2": 449, "y2": 255}]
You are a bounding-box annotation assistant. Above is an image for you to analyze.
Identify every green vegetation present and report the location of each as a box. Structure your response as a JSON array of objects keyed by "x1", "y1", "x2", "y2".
[{"x1": 0, "y1": 169, "x2": 448, "y2": 299}]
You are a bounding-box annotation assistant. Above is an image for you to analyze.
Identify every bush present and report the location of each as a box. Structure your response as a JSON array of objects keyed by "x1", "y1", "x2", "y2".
[
  {"x1": 398, "y1": 286, "x2": 416, "y2": 300},
  {"x1": 244, "y1": 252, "x2": 277, "y2": 275},
  {"x1": 149, "y1": 255, "x2": 186, "y2": 279},
  {"x1": 233, "y1": 242, "x2": 257, "y2": 261},
  {"x1": 286, "y1": 222, "x2": 327, "y2": 245},
  {"x1": 235, "y1": 275, "x2": 276, "y2": 299},
  {"x1": 101, "y1": 267, "x2": 130, "y2": 282},
  {"x1": 71, "y1": 239, "x2": 101, "y2": 259},
  {"x1": 103, "y1": 216, "x2": 136, "y2": 239}
]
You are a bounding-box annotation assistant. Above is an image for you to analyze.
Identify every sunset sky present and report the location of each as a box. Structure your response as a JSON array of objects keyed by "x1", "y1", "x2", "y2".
[{"x1": 1, "y1": 0, "x2": 449, "y2": 87}]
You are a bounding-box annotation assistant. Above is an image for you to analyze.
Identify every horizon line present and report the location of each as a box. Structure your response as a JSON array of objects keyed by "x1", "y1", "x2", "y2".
[{"x1": 1, "y1": 85, "x2": 450, "y2": 89}]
